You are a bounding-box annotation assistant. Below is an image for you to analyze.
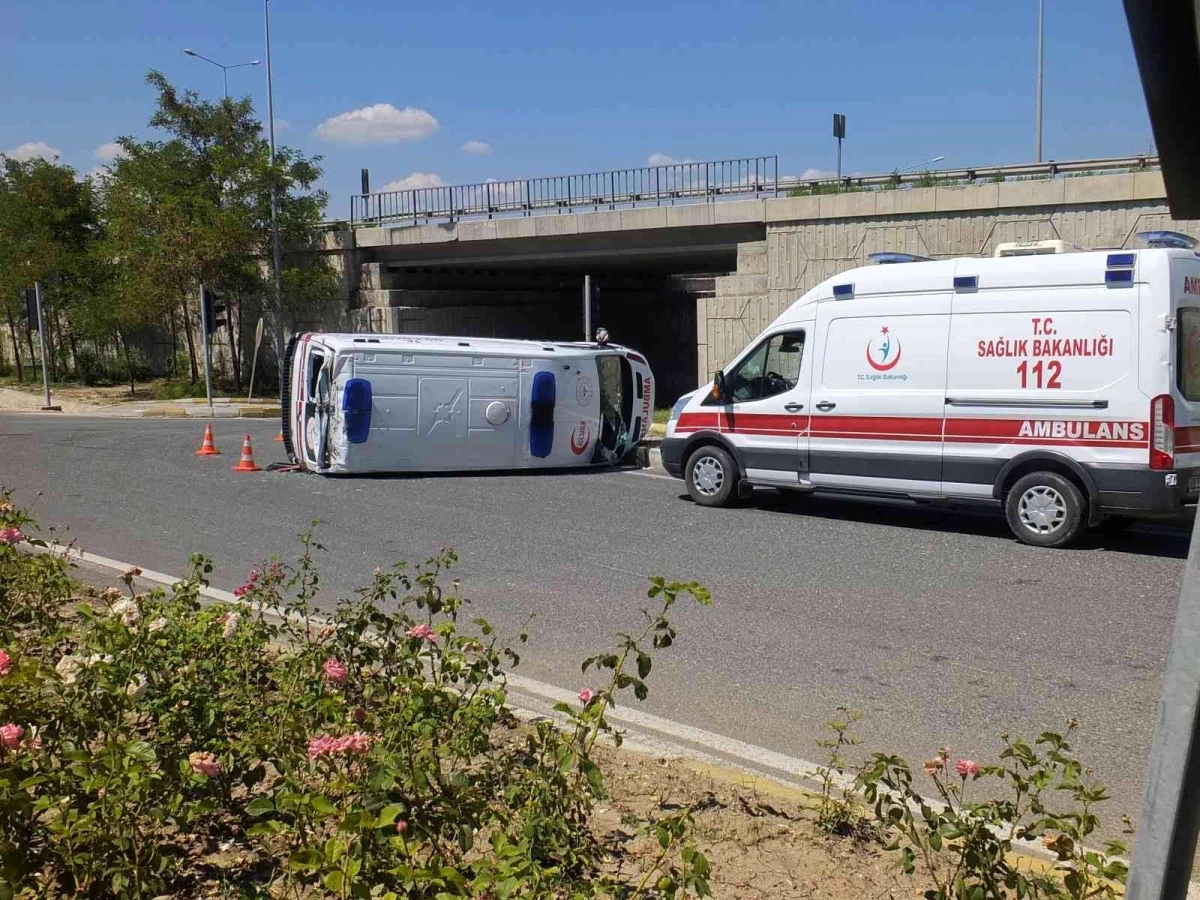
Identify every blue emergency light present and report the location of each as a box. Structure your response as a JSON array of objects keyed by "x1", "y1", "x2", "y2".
[
  {"x1": 1106, "y1": 253, "x2": 1136, "y2": 268},
  {"x1": 953, "y1": 275, "x2": 978, "y2": 290},
  {"x1": 832, "y1": 283, "x2": 854, "y2": 299},
  {"x1": 1105, "y1": 269, "x2": 1134, "y2": 285},
  {"x1": 1136, "y1": 231, "x2": 1198, "y2": 249},
  {"x1": 868, "y1": 252, "x2": 931, "y2": 264}
]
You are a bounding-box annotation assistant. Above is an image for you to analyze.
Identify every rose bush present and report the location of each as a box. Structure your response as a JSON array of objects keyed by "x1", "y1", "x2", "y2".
[{"x1": 0, "y1": 490, "x2": 714, "y2": 899}]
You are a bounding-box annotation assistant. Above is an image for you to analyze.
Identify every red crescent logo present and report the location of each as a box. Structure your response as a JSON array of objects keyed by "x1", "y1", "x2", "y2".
[
  {"x1": 865, "y1": 328, "x2": 902, "y2": 371},
  {"x1": 570, "y1": 421, "x2": 591, "y2": 455}
]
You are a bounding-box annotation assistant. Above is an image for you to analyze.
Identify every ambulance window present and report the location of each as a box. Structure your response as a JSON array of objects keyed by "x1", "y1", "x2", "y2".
[
  {"x1": 1178, "y1": 308, "x2": 1200, "y2": 400},
  {"x1": 728, "y1": 331, "x2": 805, "y2": 403},
  {"x1": 597, "y1": 355, "x2": 635, "y2": 449}
]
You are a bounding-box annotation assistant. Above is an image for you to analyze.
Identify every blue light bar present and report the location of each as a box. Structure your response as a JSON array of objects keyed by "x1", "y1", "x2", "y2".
[
  {"x1": 1105, "y1": 269, "x2": 1133, "y2": 285},
  {"x1": 1136, "y1": 230, "x2": 1198, "y2": 249},
  {"x1": 832, "y1": 283, "x2": 854, "y2": 299},
  {"x1": 953, "y1": 275, "x2": 978, "y2": 290},
  {"x1": 868, "y1": 252, "x2": 931, "y2": 264},
  {"x1": 1106, "y1": 253, "x2": 1136, "y2": 268}
]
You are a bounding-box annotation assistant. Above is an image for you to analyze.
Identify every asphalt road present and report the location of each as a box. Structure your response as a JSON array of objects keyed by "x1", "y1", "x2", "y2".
[{"x1": 0, "y1": 412, "x2": 1190, "y2": 832}]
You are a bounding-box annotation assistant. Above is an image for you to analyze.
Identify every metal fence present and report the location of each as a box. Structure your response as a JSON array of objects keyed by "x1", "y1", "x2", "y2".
[
  {"x1": 777, "y1": 153, "x2": 1159, "y2": 193},
  {"x1": 348, "y1": 153, "x2": 1161, "y2": 226},
  {"x1": 350, "y1": 156, "x2": 779, "y2": 225}
]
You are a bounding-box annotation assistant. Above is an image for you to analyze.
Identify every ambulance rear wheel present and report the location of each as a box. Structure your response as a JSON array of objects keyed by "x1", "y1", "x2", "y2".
[
  {"x1": 685, "y1": 445, "x2": 738, "y2": 507},
  {"x1": 1004, "y1": 472, "x2": 1086, "y2": 548}
]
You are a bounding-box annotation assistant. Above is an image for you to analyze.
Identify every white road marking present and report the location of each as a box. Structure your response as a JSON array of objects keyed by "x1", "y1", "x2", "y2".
[{"x1": 623, "y1": 469, "x2": 676, "y2": 481}]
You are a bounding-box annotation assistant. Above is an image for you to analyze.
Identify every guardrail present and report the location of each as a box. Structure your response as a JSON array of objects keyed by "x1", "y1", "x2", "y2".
[
  {"x1": 350, "y1": 156, "x2": 779, "y2": 225},
  {"x1": 779, "y1": 153, "x2": 1159, "y2": 193},
  {"x1": 348, "y1": 153, "x2": 1159, "y2": 226}
]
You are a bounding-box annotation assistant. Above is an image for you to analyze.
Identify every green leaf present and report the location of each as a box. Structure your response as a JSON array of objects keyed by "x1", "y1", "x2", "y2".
[
  {"x1": 288, "y1": 849, "x2": 322, "y2": 872},
  {"x1": 323, "y1": 870, "x2": 345, "y2": 893},
  {"x1": 378, "y1": 803, "x2": 405, "y2": 828},
  {"x1": 310, "y1": 795, "x2": 337, "y2": 816},
  {"x1": 636, "y1": 651, "x2": 652, "y2": 679},
  {"x1": 125, "y1": 740, "x2": 156, "y2": 763},
  {"x1": 246, "y1": 797, "x2": 275, "y2": 818},
  {"x1": 929, "y1": 830, "x2": 942, "y2": 852}
]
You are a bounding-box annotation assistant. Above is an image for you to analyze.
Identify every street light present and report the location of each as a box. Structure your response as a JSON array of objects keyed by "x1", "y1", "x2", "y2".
[
  {"x1": 263, "y1": 0, "x2": 286, "y2": 397},
  {"x1": 1035, "y1": 0, "x2": 1045, "y2": 162},
  {"x1": 897, "y1": 155, "x2": 947, "y2": 174},
  {"x1": 182, "y1": 48, "x2": 261, "y2": 99}
]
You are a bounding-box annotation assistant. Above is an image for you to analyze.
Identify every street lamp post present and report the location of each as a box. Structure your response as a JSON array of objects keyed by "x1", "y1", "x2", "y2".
[
  {"x1": 264, "y1": 0, "x2": 286, "y2": 396},
  {"x1": 182, "y1": 49, "x2": 261, "y2": 99},
  {"x1": 1035, "y1": 0, "x2": 1045, "y2": 162},
  {"x1": 897, "y1": 155, "x2": 947, "y2": 175}
]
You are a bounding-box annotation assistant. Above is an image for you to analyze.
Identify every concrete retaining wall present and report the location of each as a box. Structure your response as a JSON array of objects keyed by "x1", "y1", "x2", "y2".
[{"x1": 695, "y1": 172, "x2": 1184, "y2": 385}]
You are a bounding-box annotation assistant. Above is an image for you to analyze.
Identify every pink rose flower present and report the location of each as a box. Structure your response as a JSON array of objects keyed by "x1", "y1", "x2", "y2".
[
  {"x1": 578, "y1": 688, "x2": 595, "y2": 705},
  {"x1": 395, "y1": 819, "x2": 408, "y2": 834},
  {"x1": 923, "y1": 758, "x2": 944, "y2": 776},
  {"x1": 0, "y1": 724, "x2": 25, "y2": 749},
  {"x1": 307, "y1": 731, "x2": 376, "y2": 760},
  {"x1": 0, "y1": 650, "x2": 12, "y2": 677},
  {"x1": 188, "y1": 751, "x2": 221, "y2": 778},
  {"x1": 0, "y1": 527, "x2": 25, "y2": 546},
  {"x1": 406, "y1": 623, "x2": 436, "y2": 642},
  {"x1": 955, "y1": 759, "x2": 980, "y2": 779},
  {"x1": 323, "y1": 658, "x2": 348, "y2": 685}
]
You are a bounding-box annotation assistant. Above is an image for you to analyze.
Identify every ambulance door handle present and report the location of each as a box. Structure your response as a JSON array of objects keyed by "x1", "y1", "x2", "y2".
[
  {"x1": 815, "y1": 401, "x2": 836, "y2": 412},
  {"x1": 784, "y1": 402, "x2": 804, "y2": 412}
]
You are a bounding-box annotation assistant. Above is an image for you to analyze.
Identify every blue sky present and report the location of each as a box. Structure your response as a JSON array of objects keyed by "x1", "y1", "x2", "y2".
[{"x1": 3, "y1": 0, "x2": 1153, "y2": 217}]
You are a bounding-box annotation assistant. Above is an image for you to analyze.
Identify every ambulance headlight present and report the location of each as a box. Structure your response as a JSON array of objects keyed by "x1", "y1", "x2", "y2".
[{"x1": 669, "y1": 392, "x2": 694, "y2": 422}]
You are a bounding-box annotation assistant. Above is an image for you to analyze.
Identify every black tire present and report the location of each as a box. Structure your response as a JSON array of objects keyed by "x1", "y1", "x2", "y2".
[
  {"x1": 1003, "y1": 471, "x2": 1087, "y2": 548},
  {"x1": 684, "y1": 445, "x2": 739, "y2": 507}
]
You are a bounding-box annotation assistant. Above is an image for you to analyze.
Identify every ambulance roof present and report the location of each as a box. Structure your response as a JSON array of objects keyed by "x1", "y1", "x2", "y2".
[
  {"x1": 772, "y1": 246, "x2": 1197, "y2": 326},
  {"x1": 307, "y1": 333, "x2": 631, "y2": 359}
]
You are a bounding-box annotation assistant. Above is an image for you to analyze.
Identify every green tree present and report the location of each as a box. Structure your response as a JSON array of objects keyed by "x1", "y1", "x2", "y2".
[{"x1": 0, "y1": 156, "x2": 97, "y2": 381}]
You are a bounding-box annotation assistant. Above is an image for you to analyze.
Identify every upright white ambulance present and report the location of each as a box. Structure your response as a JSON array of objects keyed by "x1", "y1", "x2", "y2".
[
  {"x1": 662, "y1": 232, "x2": 1200, "y2": 547},
  {"x1": 284, "y1": 334, "x2": 653, "y2": 475}
]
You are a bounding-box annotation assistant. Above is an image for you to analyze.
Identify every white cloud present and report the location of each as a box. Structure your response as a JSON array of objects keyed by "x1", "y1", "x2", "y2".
[
  {"x1": 314, "y1": 103, "x2": 439, "y2": 144},
  {"x1": 84, "y1": 165, "x2": 111, "y2": 183},
  {"x1": 461, "y1": 140, "x2": 491, "y2": 155},
  {"x1": 380, "y1": 171, "x2": 447, "y2": 192},
  {"x1": 274, "y1": 119, "x2": 291, "y2": 132},
  {"x1": 94, "y1": 141, "x2": 124, "y2": 162},
  {"x1": 3, "y1": 141, "x2": 61, "y2": 162},
  {"x1": 649, "y1": 152, "x2": 685, "y2": 166},
  {"x1": 798, "y1": 167, "x2": 837, "y2": 180}
]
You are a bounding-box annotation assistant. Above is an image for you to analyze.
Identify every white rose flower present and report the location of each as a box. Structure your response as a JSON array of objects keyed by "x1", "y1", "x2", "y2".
[
  {"x1": 125, "y1": 674, "x2": 147, "y2": 701},
  {"x1": 148, "y1": 617, "x2": 168, "y2": 634}
]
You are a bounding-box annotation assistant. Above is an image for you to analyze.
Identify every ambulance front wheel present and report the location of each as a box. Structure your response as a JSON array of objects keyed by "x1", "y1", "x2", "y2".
[
  {"x1": 685, "y1": 445, "x2": 739, "y2": 507},
  {"x1": 1004, "y1": 471, "x2": 1087, "y2": 548}
]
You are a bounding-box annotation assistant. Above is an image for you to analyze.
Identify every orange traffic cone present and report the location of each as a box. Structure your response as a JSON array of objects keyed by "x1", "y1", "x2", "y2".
[
  {"x1": 231, "y1": 434, "x2": 262, "y2": 472},
  {"x1": 274, "y1": 431, "x2": 285, "y2": 443},
  {"x1": 195, "y1": 423, "x2": 220, "y2": 456}
]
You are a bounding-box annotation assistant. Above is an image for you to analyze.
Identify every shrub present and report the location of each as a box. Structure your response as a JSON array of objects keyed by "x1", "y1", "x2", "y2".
[
  {"x1": 73, "y1": 347, "x2": 110, "y2": 386},
  {"x1": 858, "y1": 725, "x2": 1131, "y2": 900},
  {"x1": 0, "y1": 491, "x2": 713, "y2": 899}
]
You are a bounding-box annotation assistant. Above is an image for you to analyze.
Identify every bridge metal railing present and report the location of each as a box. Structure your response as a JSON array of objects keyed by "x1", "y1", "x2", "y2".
[
  {"x1": 348, "y1": 153, "x2": 1160, "y2": 227},
  {"x1": 350, "y1": 156, "x2": 779, "y2": 225}
]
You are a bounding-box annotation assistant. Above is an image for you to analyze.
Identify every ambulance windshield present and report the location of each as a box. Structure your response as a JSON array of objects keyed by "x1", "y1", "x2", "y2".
[{"x1": 596, "y1": 354, "x2": 635, "y2": 454}]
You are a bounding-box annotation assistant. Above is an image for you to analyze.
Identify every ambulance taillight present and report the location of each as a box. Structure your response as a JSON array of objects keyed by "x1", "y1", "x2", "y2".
[{"x1": 1150, "y1": 394, "x2": 1175, "y2": 470}]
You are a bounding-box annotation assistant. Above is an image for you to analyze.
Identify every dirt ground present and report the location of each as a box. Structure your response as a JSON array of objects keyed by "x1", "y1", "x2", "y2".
[{"x1": 590, "y1": 742, "x2": 921, "y2": 900}]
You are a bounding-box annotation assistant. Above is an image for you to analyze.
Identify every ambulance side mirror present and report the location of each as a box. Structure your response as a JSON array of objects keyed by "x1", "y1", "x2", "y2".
[{"x1": 710, "y1": 370, "x2": 726, "y2": 402}]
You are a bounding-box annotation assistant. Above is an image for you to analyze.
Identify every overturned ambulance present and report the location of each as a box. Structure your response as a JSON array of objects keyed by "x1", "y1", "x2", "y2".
[{"x1": 282, "y1": 333, "x2": 654, "y2": 475}]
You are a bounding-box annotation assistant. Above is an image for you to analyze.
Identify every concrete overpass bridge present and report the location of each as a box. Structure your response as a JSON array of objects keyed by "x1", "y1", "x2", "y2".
[{"x1": 319, "y1": 154, "x2": 1178, "y2": 405}]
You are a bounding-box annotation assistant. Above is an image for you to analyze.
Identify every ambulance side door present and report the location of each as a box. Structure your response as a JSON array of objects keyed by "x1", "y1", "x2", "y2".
[{"x1": 809, "y1": 291, "x2": 950, "y2": 495}]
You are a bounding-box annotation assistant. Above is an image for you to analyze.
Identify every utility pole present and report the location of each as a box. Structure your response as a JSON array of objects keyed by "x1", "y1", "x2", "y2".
[
  {"x1": 199, "y1": 283, "x2": 214, "y2": 417},
  {"x1": 33, "y1": 283, "x2": 57, "y2": 411},
  {"x1": 583, "y1": 274, "x2": 593, "y2": 341},
  {"x1": 1035, "y1": 0, "x2": 1044, "y2": 162},
  {"x1": 265, "y1": 0, "x2": 286, "y2": 395}
]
